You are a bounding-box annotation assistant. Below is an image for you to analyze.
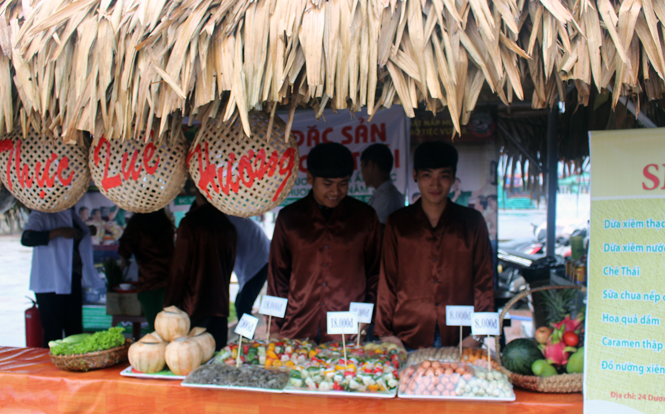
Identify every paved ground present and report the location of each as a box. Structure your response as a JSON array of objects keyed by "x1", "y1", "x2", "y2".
[{"x1": 0, "y1": 193, "x2": 589, "y2": 348}]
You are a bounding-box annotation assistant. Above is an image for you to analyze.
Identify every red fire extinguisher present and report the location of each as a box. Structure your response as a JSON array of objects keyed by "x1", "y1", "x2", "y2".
[{"x1": 25, "y1": 296, "x2": 44, "y2": 348}]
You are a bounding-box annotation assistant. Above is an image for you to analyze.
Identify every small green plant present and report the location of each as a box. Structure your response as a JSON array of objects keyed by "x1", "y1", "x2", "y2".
[{"x1": 103, "y1": 258, "x2": 123, "y2": 291}]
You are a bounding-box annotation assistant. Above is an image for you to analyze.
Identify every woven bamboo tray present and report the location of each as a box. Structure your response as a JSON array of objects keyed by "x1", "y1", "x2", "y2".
[
  {"x1": 0, "y1": 128, "x2": 90, "y2": 212},
  {"x1": 495, "y1": 285, "x2": 586, "y2": 393},
  {"x1": 89, "y1": 129, "x2": 188, "y2": 213},
  {"x1": 188, "y1": 111, "x2": 299, "y2": 217},
  {"x1": 50, "y1": 339, "x2": 131, "y2": 372}
]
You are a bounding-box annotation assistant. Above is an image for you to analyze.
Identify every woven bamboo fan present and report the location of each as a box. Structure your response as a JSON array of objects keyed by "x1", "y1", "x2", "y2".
[
  {"x1": 0, "y1": 128, "x2": 90, "y2": 212},
  {"x1": 89, "y1": 129, "x2": 189, "y2": 213},
  {"x1": 188, "y1": 111, "x2": 299, "y2": 217}
]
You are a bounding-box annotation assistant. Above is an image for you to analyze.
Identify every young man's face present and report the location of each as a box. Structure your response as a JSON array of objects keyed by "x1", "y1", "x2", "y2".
[
  {"x1": 307, "y1": 172, "x2": 350, "y2": 209},
  {"x1": 413, "y1": 167, "x2": 455, "y2": 206}
]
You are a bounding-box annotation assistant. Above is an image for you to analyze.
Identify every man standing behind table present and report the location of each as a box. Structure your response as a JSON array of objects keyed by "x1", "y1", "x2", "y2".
[
  {"x1": 375, "y1": 141, "x2": 495, "y2": 350},
  {"x1": 360, "y1": 144, "x2": 405, "y2": 224},
  {"x1": 267, "y1": 142, "x2": 382, "y2": 343},
  {"x1": 21, "y1": 209, "x2": 105, "y2": 347},
  {"x1": 165, "y1": 190, "x2": 237, "y2": 350},
  {"x1": 227, "y1": 216, "x2": 270, "y2": 320}
]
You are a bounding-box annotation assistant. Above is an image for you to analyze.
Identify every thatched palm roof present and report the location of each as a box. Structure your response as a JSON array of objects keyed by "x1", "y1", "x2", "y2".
[{"x1": 1, "y1": 0, "x2": 664, "y2": 142}]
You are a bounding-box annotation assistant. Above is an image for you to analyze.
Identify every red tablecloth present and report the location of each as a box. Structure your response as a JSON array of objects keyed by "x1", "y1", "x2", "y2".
[{"x1": 0, "y1": 347, "x2": 582, "y2": 413}]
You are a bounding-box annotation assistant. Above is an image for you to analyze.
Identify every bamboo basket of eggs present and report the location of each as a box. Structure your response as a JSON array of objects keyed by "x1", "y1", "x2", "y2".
[{"x1": 128, "y1": 306, "x2": 216, "y2": 375}]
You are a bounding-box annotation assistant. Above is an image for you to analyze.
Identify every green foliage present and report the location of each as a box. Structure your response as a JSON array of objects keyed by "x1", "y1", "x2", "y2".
[
  {"x1": 540, "y1": 289, "x2": 579, "y2": 326},
  {"x1": 103, "y1": 259, "x2": 123, "y2": 291},
  {"x1": 50, "y1": 327, "x2": 125, "y2": 355}
]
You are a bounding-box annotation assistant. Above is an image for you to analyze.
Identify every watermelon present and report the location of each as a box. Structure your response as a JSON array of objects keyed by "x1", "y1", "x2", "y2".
[{"x1": 502, "y1": 338, "x2": 543, "y2": 375}]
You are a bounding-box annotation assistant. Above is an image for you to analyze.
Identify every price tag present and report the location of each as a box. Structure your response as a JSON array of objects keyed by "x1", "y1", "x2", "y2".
[
  {"x1": 349, "y1": 302, "x2": 374, "y2": 324},
  {"x1": 445, "y1": 306, "x2": 474, "y2": 326},
  {"x1": 258, "y1": 295, "x2": 288, "y2": 318},
  {"x1": 234, "y1": 314, "x2": 259, "y2": 339},
  {"x1": 471, "y1": 312, "x2": 501, "y2": 336},
  {"x1": 326, "y1": 312, "x2": 358, "y2": 335}
]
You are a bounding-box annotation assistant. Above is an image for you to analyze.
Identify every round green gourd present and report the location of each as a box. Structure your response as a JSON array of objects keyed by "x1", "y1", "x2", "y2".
[{"x1": 502, "y1": 338, "x2": 544, "y2": 375}]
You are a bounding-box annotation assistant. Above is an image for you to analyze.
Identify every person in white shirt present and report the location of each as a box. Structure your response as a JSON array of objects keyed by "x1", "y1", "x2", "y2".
[
  {"x1": 361, "y1": 144, "x2": 405, "y2": 224},
  {"x1": 21, "y1": 209, "x2": 104, "y2": 347},
  {"x1": 227, "y1": 216, "x2": 270, "y2": 320}
]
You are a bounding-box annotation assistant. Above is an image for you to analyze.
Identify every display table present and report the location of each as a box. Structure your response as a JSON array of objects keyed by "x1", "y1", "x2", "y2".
[{"x1": 0, "y1": 347, "x2": 582, "y2": 413}]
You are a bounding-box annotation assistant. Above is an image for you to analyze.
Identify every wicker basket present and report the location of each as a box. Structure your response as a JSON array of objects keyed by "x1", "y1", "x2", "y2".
[
  {"x1": 89, "y1": 129, "x2": 188, "y2": 213},
  {"x1": 188, "y1": 111, "x2": 299, "y2": 217},
  {"x1": 0, "y1": 128, "x2": 90, "y2": 212},
  {"x1": 495, "y1": 284, "x2": 587, "y2": 393},
  {"x1": 50, "y1": 339, "x2": 131, "y2": 372}
]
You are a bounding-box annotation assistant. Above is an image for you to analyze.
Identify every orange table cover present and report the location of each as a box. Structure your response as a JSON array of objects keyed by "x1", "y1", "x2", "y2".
[{"x1": 0, "y1": 347, "x2": 582, "y2": 413}]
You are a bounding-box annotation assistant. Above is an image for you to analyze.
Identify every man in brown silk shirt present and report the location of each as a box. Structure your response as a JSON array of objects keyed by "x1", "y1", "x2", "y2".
[
  {"x1": 375, "y1": 141, "x2": 495, "y2": 350},
  {"x1": 267, "y1": 142, "x2": 382, "y2": 343},
  {"x1": 165, "y1": 191, "x2": 237, "y2": 350}
]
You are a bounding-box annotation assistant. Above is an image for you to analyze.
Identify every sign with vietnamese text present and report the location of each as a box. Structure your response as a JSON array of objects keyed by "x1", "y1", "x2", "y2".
[
  {"x1": 585, "y1": 129, "x2": 665, "y2": 413},
  {"x1": 279, "y1": 107, "x2": 408, "y2": 205}
]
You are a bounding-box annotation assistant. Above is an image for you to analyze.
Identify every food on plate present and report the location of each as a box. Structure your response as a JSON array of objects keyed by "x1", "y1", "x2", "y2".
[
  {"x1": 213, "y1": 340, "x2": 405, "y2": 393},
  {"x1": 399, "y1": 360, "x2": 514, "y2": 399},
  {"x1": 155, "y1": 306, "x2": 191, "y2": 342},
  {"x1": 501, "y1": 339, "x2": 543, "y2": 375},
  {"x1": 184, "y1": 364, "x2": 290, "y2": 390},
  {"x1": 128, "y1": 339, "x2": 167, "y2": 374},
  {"x1": 49, "y1": 327, "x2": 126, "y2": 356},
  {"x1": 164, "y1": 337, "x2": 203, "y2": 376}
]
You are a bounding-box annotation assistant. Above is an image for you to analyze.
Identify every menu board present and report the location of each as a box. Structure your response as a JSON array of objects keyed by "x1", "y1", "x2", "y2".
[{"x1": 586, "y1": 129, "x2": 665, "y2": 413}]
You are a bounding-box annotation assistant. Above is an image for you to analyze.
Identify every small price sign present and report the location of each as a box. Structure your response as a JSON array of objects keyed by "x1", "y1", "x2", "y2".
[
  {"x1": 349, "y1": 302, "x2": 374, "y2": 324},
  {"x1": 259, "y1": 295, "x2": 288, "y2": 318},
  {"x1": 326, "y1": 312, "x2": 358, "y2": 335},
  {"x1": 471, "y1": 312, "x2": 501, "y2": 336},
  {"x1": 234, "y1": 314, "x2": 259, "y2": 339},
  {"x1": 445, "y1": 306, "x2": 474, "y2": 326}
]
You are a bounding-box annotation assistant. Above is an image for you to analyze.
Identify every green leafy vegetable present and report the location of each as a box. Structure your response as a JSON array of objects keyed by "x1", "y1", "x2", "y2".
[{"x1": 50, "y1": 327, "x2": 126, "y2": 356}]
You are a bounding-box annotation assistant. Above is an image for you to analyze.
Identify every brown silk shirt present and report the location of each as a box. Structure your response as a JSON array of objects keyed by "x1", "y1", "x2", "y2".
[
  {"x1": 374, "y1": 199, "x2": 495, "y2": 349},
  {"x1": 267, "y1": 192, "x2": 382, "y2": 342},
  {"x1": 118, "y1": 216, "x2": 174, "y2": 293},
  {"x1": 165, "y1": 203, "x2": 237, "y2": 322}
]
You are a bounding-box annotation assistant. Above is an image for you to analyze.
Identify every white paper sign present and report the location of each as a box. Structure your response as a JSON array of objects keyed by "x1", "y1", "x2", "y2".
[
  {"x1": 349, "y1": 302, "x2": 374, "y2": 324},
  {"x1": 234, "y1": 314, "x2": 259, "y2": 339},
  {"x1": 446, "y1": 306, "x2": 475, "y2": 326},
  {"x1": 471, "y1": 312, "x2": 501, "y2": 336},
  {"x1": 259, "y1": 295, "x2": 288, "y2": 318},
  {"x1": 326, "y1": 312, "x2": 358, "y2": 335}
]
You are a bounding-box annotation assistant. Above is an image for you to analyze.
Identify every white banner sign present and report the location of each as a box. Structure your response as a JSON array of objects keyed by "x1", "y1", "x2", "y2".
[
  {"x1": 349, "y1": 302, "x2": 374, "y2": 324},
  {"x1": 279, "y1": 106, "x2": 408, "y2": 205},
  {"x1": 446, "y1": 306, "x2": 475, "y2": 326},
  {"x1": 327, "y1": 312, "x2": 358, "y2": 335},
  {"x1": 471, "y1": 312, "x2": 501, "y2": 336},
  {"x1": 258, "y1": 295, "x2": 288, "y2": 318},
  {"x1": 234, "y1": 314, "x2": 259, "y2": 339}
]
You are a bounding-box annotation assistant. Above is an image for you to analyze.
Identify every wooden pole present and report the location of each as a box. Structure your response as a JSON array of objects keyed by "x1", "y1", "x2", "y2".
[
  {"x1": 459, "y1": 326, "x2": 463, "y2": 359},
  {"x1": 357, "y1": 323, "x2": 362, "y2": 347},
  {"x1": 236, "y1": 335, "x2": 243, "y2": 368},
  {"x1": 267, "y1": 315, "x2": 272, "y2": 341},
  {"x1": 486, "y1": 335, "x2": 491, "y2": 371},
  {"x1": 342, "y1": 334, "x2": 347, "y2": 369}
]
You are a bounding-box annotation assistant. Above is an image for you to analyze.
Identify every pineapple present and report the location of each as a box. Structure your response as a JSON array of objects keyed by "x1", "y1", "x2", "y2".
[{"x1": 540, "y1": 289, "x2": 579, "y2": 326}]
